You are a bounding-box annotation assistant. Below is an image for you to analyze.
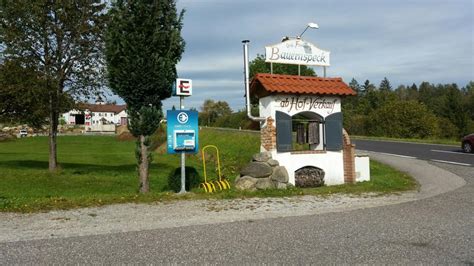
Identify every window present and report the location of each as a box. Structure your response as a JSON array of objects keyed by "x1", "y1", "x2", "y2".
[
  {"x1": 291, "y1": 112, "x2": 324, "y2": 151},
  {"x1": 276, "y1": 111, "x2": 335, "y2": 152}
]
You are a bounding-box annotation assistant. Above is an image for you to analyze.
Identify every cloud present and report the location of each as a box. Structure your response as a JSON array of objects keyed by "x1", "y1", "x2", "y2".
[
  {"x1": 113, "y1": 0, "x2": 474, "y2": 111},
  {"x1": 177, "y1": 56, "x2": 241, "y2": 74}
]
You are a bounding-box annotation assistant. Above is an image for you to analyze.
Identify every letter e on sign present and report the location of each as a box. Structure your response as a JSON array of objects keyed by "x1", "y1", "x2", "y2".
[{"x1": 176, "y1": 78, "x2": 192, "y2": 96}]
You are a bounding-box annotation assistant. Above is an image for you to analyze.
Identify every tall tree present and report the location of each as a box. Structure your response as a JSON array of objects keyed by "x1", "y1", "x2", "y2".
[
  {"x1": 342, "y1": 78, "x2": 361, "y2": 110},
  {"x1": 0, "y1": 0, "x2": 107, "y2": 171},
  {"x1": 442, "y1": 84, "x2": 469, "y2": 136},
  {"x1": 362, "y1": 79, "x2": 376, "y2": 92},
  {"x1": 362, "y1": 80, "x2": 379, "y2": 112},
  {"x1": 105, "y1": 0, "x2": 185, "y2": 193},
  {"x1": 464, "y1": 81, "x2": 474, "y2": 120},
  {"x1": 395, "y1": 85, "x2": 408, "y2": 100},
  {"x1": 0, "y1": 60, "x2": 49, "y2": 127},
  {"x1": 407, "y1": 83, "x2": 419, "y2": 101},
  {"x1": 379, "y1": 77, "x2": 392, "y2": 91},
  {"x1": 418, "y1": 81, "x2": 434, "y2": 106},
  {"x1": 378, "y1": 77, "x2": 396, "y2": 105},
  {"x1": 349, "y1": 78, "x2": 361, "y2": 94},
  {"x1": 199, "y1": 99, "x2": 232, "y2": 126}
]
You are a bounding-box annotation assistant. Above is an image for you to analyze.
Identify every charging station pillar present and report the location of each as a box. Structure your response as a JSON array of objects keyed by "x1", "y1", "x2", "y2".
[{"x1": 166, "y1": 78, "x2": 198, "y2": 194}]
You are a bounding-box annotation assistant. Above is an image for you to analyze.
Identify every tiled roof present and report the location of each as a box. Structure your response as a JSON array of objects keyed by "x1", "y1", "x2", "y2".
[
  {"x1": 82, "y1": 104, "x2": 127, "y2": 114},
  {"x1": 250, "y1": 73, "x2": 356, "y2": 97}
]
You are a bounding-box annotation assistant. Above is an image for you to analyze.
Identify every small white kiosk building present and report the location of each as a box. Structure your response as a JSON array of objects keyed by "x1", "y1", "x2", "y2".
[{"x1": 244, "y1": 38, "x2": 370, "y2": 187}]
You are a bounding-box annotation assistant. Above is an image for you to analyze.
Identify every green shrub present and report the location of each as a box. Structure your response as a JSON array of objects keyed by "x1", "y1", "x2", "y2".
[
  {"x1": 436, "y1": 117, "x2": 459, "y2": 139},
  {"x1": 366, "y1": 100, "x2": 439, "y2": 138},
  {"x1": 344, "y1": 114, "x2": 368, "y2": 135},
  {"x1": 167, "y1": 166, "x2": 202, "y2": 192}
]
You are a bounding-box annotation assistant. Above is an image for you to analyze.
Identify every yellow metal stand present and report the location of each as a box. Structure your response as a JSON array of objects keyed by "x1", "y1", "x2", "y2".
[{"x1": 200, "y1": 145, "x2": 231, "y2": 193}]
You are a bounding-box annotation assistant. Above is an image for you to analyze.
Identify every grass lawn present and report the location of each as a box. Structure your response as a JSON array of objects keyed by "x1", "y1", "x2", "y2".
[{"x1": 0, "y1": 128, "x2": 417, "y2": 212}]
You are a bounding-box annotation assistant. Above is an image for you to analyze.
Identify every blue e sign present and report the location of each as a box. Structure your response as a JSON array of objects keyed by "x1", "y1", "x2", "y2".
[{"x1": 167, "y1": 110, "x2": 199, "y2": 154}]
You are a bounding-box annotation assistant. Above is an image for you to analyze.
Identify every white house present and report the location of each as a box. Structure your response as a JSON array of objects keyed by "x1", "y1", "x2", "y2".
[
  {"x1": 250, "y1": 73, "x2": 370, "y2": 186},
  {"x1": 62, "y1": 100, "x2": 128, "y2": 132}
]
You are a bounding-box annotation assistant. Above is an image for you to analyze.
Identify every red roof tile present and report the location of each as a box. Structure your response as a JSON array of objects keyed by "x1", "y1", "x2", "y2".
[
  {"x1": 80, "y1": 103, "x2": 127, "y2": 114},
  {"x1": 250, "y1": 73, "x2": 356, "y2": 97}
]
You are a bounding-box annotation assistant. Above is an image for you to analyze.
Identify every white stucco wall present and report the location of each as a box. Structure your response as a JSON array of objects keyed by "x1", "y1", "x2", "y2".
[
  {"x1": 62, "y1": 109, "x2": 86, "y2": 125},
  {"x1": 259, "y1": 94, "x2": 346, "y2": 185},
  {"x1": 91, "y1": 112, "x2": 115, "y2": 125},
  {"x1": 88, "y1": 124, "x2": 116, "y2": 132},
  {"x1": 62, "y1": 106, "x2": 128, "y2": 132},
  {"x1": 355, "y1": 155, "x2": 370, "y2": 182},
  {"x1": 116, "y1": 110, "x2": 128, "y2": 124},
  {"x1": 259, "y1": 94, "x2": 342, "y2": 127},
  {"x1": 61, "y1": 113, "x2": 71, "y2": 124},
  {"x1": 271, "y1": 150, "x2": 345, "y2": 185}
]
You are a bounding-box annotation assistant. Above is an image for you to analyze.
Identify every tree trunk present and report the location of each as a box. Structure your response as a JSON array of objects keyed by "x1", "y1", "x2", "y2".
[
  {"x1": 138, "y1": 134, "x2": 149, "y2": 193},
  {"x1": 48, "y1": 108, "x2": 59, "y2": 172}
]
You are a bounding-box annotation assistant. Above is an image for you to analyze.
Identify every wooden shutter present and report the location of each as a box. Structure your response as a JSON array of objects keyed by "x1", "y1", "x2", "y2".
[
  {"x1": 276, "y1": 111, "x2": 292, "y2": 152},
  {"x1": 325, "y1": 112, "x2": 343, "y2": 151}
]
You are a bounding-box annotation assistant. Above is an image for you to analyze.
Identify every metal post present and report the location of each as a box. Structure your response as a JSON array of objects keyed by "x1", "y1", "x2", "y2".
[
  {"x1": 242, "y1": 40, "x2": 265, "y2": 122},
  {"x1": 298, "y1": 65, "x2": 301, "y2": 76},
  {"x1": 323, "y1": 66, "x2": 326, "y2": 78},
  {"x1": 179, "y1": 96, "x2": 186, "y2": 194},
  {"x1": 270, "y1": 63, "x2": 273, "y2": 74}
]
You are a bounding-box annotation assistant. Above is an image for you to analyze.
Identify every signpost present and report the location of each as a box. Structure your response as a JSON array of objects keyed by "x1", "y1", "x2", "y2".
[
  {"x1": 265, "y1": 39, "x2": 330, "y2": 66},
  {"x1": 168, "y1": 78, "x2": 196, "y2": 194},
  {"x1": 175, "y1": 78, "x2": 193, "y2": 96},
  {"x1": 265, "y1": 39, "x2": 330, "y2": 77}
]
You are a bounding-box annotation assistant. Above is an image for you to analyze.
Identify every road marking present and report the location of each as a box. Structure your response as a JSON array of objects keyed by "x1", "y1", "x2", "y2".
[
  {"x1": 431, "y1": 159, "x2": 471, "y2": 166},
  {"x1": 431, "y1": 149, "x2": 474, "y2": 156},
  {"x1": 377, "y1": 152, "x2": 416, "y2": 159},
  {"x1": 353, "y1": 138, "x2": 458, "y2": 147}
]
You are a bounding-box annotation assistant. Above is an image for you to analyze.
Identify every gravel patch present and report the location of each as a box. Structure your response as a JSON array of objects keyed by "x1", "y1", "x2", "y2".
[{"x1": 0, "y1": 192, "x2": 418, "y2": 243}]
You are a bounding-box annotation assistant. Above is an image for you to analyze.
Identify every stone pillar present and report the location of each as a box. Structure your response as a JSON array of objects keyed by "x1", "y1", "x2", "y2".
[
  {"x1": 342, "y1": 129, "x2": 356, "y2": 183},
  {"x1": 260, "y1": 117, "x2": 276, "y2": 152}
]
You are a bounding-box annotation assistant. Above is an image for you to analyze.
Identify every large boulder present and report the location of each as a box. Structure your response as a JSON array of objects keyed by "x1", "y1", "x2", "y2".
[
  {"x1": 275, "y1": 182, "x2": 287, "y2": 189},
  {"x1": 237, "y1": 153, "x2": 289, "y2": 191},
  {"x1": 270, "y1": 166, "x2": 289, "y2": 183},
  {"x1": 235, "y1": 176, "x2": 258, "y2": 191},
  {"x1": 240, "y1": 162, "x2": 272, "y2": 178},
  {"x1": 255, "y1": 178, "x2": 275, "y2": 190},
  {"x1": 252, "y1": 152, "x2": 272, "y2": 162},
  {"x1": 267, "y1": 159, "x2": 279, "y2": 167}
]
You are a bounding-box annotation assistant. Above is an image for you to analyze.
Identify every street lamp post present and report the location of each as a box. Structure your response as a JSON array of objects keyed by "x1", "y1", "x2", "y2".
[
  {"x1": 297, "y1": 22, "x2": 319, "y2": 39},
  {"x1": 272, "y1": 22, "x2": 321, "y2": 76},
  {"x1": 297, "y1": 22, "x2": 319, "y2": 76}
]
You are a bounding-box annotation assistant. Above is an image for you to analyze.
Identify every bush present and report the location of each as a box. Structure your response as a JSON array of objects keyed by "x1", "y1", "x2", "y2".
[
  {"x1": 436, "y1": 117, "x2": 459, "y2": 139},
  {"x1": 167, "y1": 166, "x2": 202, "y2": 192},
  {"x1": 344, "y1": 114, "x2": 368, "y2": 135},
  {"x1": 366, "y1": 100, "x2": 439, "y2": 138},
  {"x1": 466, "y1": 119, "x2": 474, "y2": 135}
]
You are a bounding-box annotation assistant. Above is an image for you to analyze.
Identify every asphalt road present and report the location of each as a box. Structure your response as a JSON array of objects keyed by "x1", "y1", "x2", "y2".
[{"x1": 353, "y1": 139, "x2": 474, "y2": 166}]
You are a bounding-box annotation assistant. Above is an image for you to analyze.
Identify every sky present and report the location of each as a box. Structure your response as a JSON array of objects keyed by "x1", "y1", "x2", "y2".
[{"x1": 113, "y1": 0, "x2": 474, "y2": 112}]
